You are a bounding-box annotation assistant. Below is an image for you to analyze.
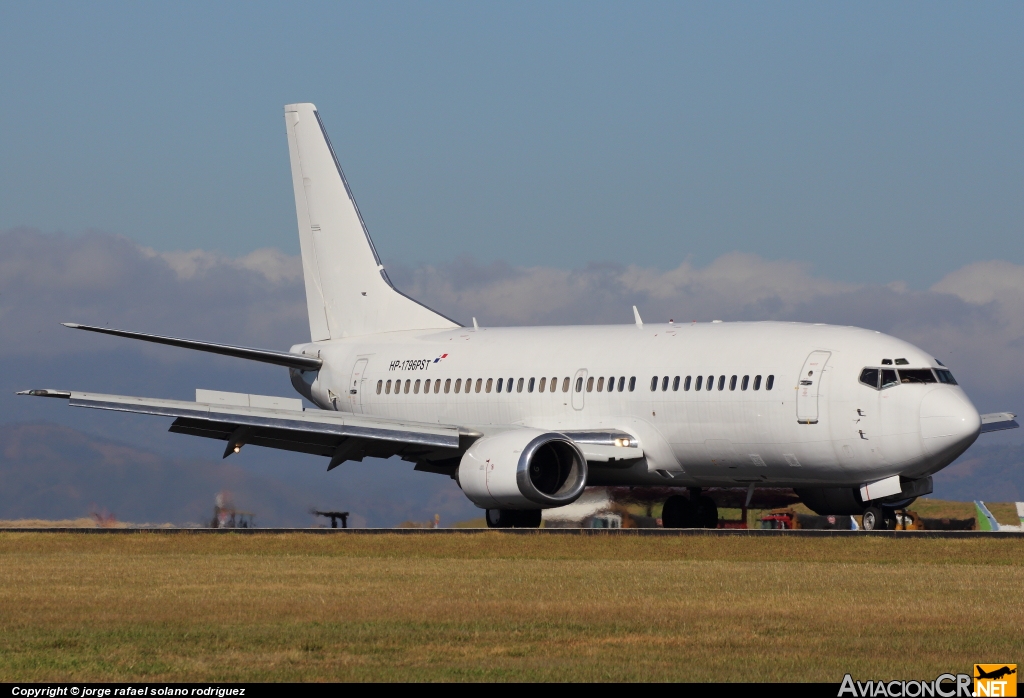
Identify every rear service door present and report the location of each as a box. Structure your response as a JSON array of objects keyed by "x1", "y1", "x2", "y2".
[
  {"x1": 796, "y1": 351, "x2": 831, "y2": 424},
  {"x1": 348, "y1": 358, "x2": 369, "y2": 413}
]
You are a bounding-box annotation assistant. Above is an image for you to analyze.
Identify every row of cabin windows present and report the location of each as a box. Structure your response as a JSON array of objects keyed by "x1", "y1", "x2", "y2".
[
  {"x1": 374, "y1": 373, "x2": 778, "y2": 396},
  {"x1": 376, "y1": 375, "x2": 639, "y2": 395},
  {"x1": 649, "y1": 374, "x2": 775, "y2": 392}
]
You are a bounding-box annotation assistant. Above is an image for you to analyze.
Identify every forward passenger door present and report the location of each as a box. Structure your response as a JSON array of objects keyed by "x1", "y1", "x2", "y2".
[{"x1": 796, "y1": 351, "x2": 831, "y2": 424}]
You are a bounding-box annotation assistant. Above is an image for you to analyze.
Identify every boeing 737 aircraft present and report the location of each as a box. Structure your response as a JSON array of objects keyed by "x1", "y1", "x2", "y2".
[{"x1": 21, "y1": 103, "x2": 1020, "y2": 530}]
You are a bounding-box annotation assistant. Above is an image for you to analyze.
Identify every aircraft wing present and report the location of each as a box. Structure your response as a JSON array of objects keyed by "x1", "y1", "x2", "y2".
[
  {"x1": 19, "y1": 388, "x2": 463, "y2": 469},
  {"x1": 980, "y1": 412, "x2": 1019, "y2": 433},
  {"x1": 18, "y1": 389, "x2": 643, "y2": 471}
]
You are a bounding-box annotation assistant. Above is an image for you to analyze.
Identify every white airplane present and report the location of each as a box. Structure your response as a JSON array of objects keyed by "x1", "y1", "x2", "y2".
[{"x1": 21, "y1": 103, "x2": 1020, "y2": 530}]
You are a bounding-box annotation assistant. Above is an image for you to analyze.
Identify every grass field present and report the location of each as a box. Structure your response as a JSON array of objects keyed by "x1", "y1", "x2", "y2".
[{"x1": 1, "y1": 533, "x2": 1022, "y2": 682}]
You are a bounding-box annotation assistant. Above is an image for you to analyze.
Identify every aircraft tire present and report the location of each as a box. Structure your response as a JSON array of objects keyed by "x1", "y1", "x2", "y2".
[
  {"x1": 862, "y1": 506, "x2": 887, "y2": 531},
  {"x1": 485, "y1": 509, "x2": 516, "y2": 528},
  {"x1": 695, "y1": 496, "x2": 719, "y2": 529},
  {"x1": 662, "y1": 495, "x2": 695, "y2": 528}
]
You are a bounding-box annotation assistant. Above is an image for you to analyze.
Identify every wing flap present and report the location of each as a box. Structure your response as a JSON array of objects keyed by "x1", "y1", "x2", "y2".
[{"x1": 28, "y1": 389, "x2": 460, "y2": 450}]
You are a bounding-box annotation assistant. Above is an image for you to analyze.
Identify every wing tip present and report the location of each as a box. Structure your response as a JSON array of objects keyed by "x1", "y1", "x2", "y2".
[{"x1": 17, "y1": 389, "x2": 71, "y2": 398}]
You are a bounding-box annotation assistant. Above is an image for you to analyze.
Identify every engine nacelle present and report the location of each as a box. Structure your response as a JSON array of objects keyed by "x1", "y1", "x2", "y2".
[{"x1": 457, "y1": 430, "x2": 588, "y2": 509}]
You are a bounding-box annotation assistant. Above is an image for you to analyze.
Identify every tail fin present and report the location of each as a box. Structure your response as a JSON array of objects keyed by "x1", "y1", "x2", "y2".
[{"x1": 284, "y1": 103, "x2": 459, "y2": 340}]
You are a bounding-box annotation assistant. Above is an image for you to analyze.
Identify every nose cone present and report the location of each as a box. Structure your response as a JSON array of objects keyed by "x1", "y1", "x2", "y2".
[{"x1": 920, "y1": 388, "x2": 981, "y2": 458}]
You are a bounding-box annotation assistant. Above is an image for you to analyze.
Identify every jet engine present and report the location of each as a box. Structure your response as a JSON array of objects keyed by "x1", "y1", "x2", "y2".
[{"x1": 457, "y1": 429, "x2": 588, "y2": 509}]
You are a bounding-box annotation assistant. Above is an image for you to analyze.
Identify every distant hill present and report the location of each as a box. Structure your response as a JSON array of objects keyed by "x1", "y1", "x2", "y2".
[
  {"x1": 932, "y1": 441, "x2": 1024, "y2": 503},
  {"x1": 0, "y1": 422, "x2": 320, "y2": 526},
  {"x1": 0, "y1": 422, "x2": 480, "y2": 527}
]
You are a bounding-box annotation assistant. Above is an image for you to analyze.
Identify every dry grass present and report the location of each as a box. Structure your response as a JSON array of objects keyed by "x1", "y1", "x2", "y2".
[{"x1": 1, "y1": 533, "x2": 1022, "y2": 682}]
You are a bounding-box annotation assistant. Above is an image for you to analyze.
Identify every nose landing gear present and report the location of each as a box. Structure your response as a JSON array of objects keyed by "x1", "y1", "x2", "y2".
[{"x1": 861, "y1": 505, "x2": 897, "y2": 531}]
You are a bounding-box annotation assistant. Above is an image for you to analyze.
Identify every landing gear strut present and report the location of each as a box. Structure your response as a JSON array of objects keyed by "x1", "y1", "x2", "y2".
[
  {"x1": 662, "y1": 489, "x2": 719, "y2": 529},
  {"x1": 485, "y1": 509, "x2": 542, "y2": 528}
]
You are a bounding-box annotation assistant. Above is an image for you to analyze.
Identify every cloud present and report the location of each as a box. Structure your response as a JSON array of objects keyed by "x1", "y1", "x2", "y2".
[
  {"x1": 3, "y1": 226, "x2": 1022, "y2": 417},
  {"x1": 0, "y1": 228, "x2": 309, "y2": 359}
]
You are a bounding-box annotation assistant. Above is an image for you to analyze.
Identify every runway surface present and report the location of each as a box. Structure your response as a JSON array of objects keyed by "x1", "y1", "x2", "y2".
[{"x1": 2, "y1": 527, "x2": 1022, "y2": 537}]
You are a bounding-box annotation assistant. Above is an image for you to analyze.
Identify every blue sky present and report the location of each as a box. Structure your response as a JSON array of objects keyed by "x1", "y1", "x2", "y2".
[{"x1": 1, "y1": 2, "x2": 1021, "y2": 287}]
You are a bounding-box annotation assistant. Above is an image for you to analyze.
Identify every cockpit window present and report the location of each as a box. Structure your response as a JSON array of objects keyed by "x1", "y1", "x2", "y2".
[
  {"x1": 859, "y1": 368, "x2": 880, "y2": 389},
  {"x1": 935, "y1": 369, "x2": 958, "y2": 385},
  {"x1": 898, "y1": 369, "x2": 936, "y2": 384},
  {"x1": 881, "y1": 369, "x2": 899, "y2": 389}
]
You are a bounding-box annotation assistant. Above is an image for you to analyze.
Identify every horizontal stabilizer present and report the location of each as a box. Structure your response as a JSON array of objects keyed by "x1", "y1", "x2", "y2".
[
  {"x1": 980, "y1": 412, "x2": 1019, "y2": 433},
  {"x1": 62, "y1": 323, "x2": 322, "y2": 371}
]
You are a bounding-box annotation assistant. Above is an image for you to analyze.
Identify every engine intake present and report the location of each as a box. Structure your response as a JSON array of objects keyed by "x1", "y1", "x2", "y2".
[{"x1": 457, "y1": 430, "x2": 588, "y2": 509}]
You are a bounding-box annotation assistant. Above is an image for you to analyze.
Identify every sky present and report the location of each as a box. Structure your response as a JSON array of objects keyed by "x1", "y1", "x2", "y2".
[
  {"x1": 1, "y1": 2, "x2": 1022, "y2": 524},
  {"x1": 1, "y1": 2, "x2": 1022, "y2": 287}
]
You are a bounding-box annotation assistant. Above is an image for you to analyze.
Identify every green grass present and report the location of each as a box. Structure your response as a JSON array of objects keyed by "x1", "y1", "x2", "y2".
[{"x1": 1, "y1": 533, "x2": 1021, "y2": 681}]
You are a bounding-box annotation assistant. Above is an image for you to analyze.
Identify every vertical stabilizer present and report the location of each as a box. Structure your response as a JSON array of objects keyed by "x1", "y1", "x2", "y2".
[{"x1": 284, "y1": 103, "x2": 459, "y2": 339}]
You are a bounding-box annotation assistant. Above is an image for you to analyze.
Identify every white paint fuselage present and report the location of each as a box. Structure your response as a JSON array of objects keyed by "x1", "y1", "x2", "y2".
[{"x1": 290, "y1": 321, "x2": 981, "y2": 489}]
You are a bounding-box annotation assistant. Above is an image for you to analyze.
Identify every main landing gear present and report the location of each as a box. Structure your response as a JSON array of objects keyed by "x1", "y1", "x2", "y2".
[
  {"x1": 661, "y1": 488, "x2": 719, "y2": 529},
  {"x1": 485, "y1": 509, "x2": 542, "y2": 528},
  {"x1": 861, "y1": 505, "x2": 898, "y2": 531}
]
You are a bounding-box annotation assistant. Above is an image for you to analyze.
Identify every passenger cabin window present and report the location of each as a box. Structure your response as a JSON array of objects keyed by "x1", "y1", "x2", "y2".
[
  {"x1": 529, "y1": 378, "x2": 536, "y2": 392},
  {"x1": 435, "y1": 380, "x2": 441, "y2": 393},
  {"x1": 683, "y1": 376, "x2": 691, "y2": 391},
  {"x1": 587, "y1": 377, "x2": 594, "y2": 392},
  {"x1": 517, "y1": 378, "x2": 524, "y2": 393},
  {"x1": 695, "y1": 376, "x2": 703, "y2": 391},
  {"x1": 475, "y1": 379, "x2": 482, "y2": 393},
  {"x1": 662, "y1": 376, "x2": 669, "y2": 391},
  {"x1": 741, "y1": 375, "x2": 749, "y2": 390},
  {"x1": 563, "y1": 377, "x2": 571, "y2": 392},
  {"x1": 485, "y1": 378, "x2": 493, "y2": 393},
  {"x1": 539, "y1": 377, "x2": 547, "y2": 392},
  {"x1": 574, "y1": 377, "x2": 582, "y2": 392},
  {"x1": 454, "y1": 378, "x2": 462, "y2": 393},
  {"x1": 617, "y1": 377, "x2": 625, "y2": 392},
  {"x1": 596, "y1": 377, "x2": 604, "y2": 392},
  {"x1": 377, "y1": 380, "x2": 382, "y2": 394},
  {"x1": 936, "y1": 369, "x2": 958, "y2": 385},
  {"x1": 729, "y1": 375, "x2": 737, "y2": 391},
  {"x1": 706, "y1": 375, "x2": 713, "y2": 391},
  {"x1": 766, "y1": 375, "x2": 775, "y2": 391},
  {"x1": 385, "y1": 380, "x2": 392, "y2": 394},
  {"x1": 445, "y1": 379, "x2": 452, "y2": 393},
  {"x1": 628, "y1": 377, "x2": 636, "y2": 392},
  {"x1": 753, "y1": 375, "x2": 761, "y2": 390},
  {"x1": 650, "y1": 376, "x2": 658, "y2": 392},
  {"x1": 718, "y1": 375, "x2": 726, "y2": 391},
  {"x1": 899, "y1": 369, "x2": 936, "y2": 384},
  {"x1": 549, "y1": 377, "x2": 557, "y2": 393},
  {"x1": 673, "y1": 376, "x2": 680, "y2": 391},
  {"x1": 860, "y1": 368, "x2": 880, "y2": 389}
]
